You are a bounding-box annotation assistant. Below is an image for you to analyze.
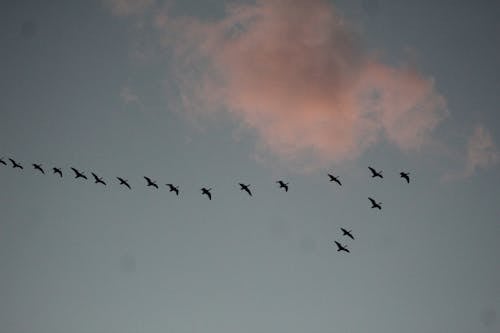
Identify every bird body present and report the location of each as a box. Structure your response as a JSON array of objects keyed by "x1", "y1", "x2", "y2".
[
  {"x1": 239, "y1": 183, "x2": 252, "y2": 196},
  {"x1": 91, "y1": 172, "x2": 106, "y2": 186},
  {"x1": 368, "y1": 166, "x2": 383, "y2": 179},
  {"x1": 53, "y1": 167, "x2": 63, "y2": 177},
  {"x1": 117, "y1": 177, "x2": 131, "y2": 189},
  {"x1": 328, "y1": 173, "x2": 342, "y2": 186},
  {"x1": 341, "y1": 228, "x2": 354, "y2": 240},
  {"x1": 71, "y1": 167, "x2": 87, "y2": 180},
  {"x1": 276, "y1": 180, "x2": 289, "y2": 192},
  {"x1": 201, "y1": 187, "x2": 212, "y2": 200},
  {"x1": 166, "y1": 184, "x2": 179, "y2": 195},
  {"x1": 33, "y1": 163, "x2": 45, "y2": 174},
  {"x1": 334, "y1": 241, "x2": 350, "y2": 253},
  {"x1": 144, "y1": 177, "x2": 158, "y2": 189},
  {"x1": 400, "y1": 172, "x2": 410, "y2": 183},
  {"x1": 9, "y1": 158, "x2": 23, "y2": 169},
  {"x1": 368, "y1": 197, "x2": 382, "y2": 210}
]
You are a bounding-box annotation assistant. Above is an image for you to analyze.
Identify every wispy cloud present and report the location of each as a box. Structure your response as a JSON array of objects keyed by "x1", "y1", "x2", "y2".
[
  {"x1": 107, "y1": 0, "x2": 448, "y2": 170},
  {"x1": 120, "y1": 85, "x2": 143, "y2": 110},
  {"x1": 443, "y1": 124, "x2": 498, "y2": 181}
]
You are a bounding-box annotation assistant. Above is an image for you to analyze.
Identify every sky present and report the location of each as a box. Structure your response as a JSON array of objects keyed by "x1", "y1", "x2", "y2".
[{"x1": 0, "y1": 0, "x2": 499, "y2": 332}]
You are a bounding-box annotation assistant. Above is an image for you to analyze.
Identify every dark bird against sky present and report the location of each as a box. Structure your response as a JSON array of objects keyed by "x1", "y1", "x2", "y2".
[
  {"x1": 239, "y1": 183, "x2": 252, "y2": 196},
  {"x1": 166, "y1": 184, "x2": 179, "y2": 195},
  {"x1": 91, "y1": 172, "x2": 106, "y2": 186},
  {"x1": 52, "y1": 167, "x2": 63, "y2": 177},
  {"x1": 276, "y1": 180, "x2": 289, "y2": 192},
  {"x1": 0, "y1": 158, "x2": 6, "y2": 166},
  {"x1": 340, "y1": 228, "x2": 354, "y2": 240},
  {"x1": 328, "y1": 173, "x2": 342, "y2": 186},
  {"x1": 33, "y1": 163, "x2": 45, "y2": 174},
  {"x1": 144, "y1": 176, "x2": 158, "y2": 189},
  {"x1": 9, "y1": 158, "x2": 23, "y2": 170},
  {"x1": 368, "y1": 197, "x2": 382, "y2": 210},
  {"x1": 368, "y1": 166, "x2": 383, "y2": 179},
  {"x1": 71, "y1": 167, "x2": 87, "y2": 180},
  {"x1": 334, "y1": 241, "x2": 350, "y2": 253},
  {"x1": 117, "y1": 177, "x2": 131, "y2": 189},
  {"x1": 201, "y1": 187, "x2": 212, "y2": 200}
]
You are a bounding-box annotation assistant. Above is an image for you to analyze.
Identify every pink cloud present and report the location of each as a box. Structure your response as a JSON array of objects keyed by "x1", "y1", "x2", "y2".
[
  {"x1": 465, "y1": 125, "x2": 498, "y2": 175},
  {"x1": 154, "y1": 0, "x2": 448, "y2": 169}
]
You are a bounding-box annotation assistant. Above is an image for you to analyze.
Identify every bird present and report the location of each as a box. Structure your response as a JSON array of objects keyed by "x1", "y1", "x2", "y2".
[
  {"x1": 166, "y1": 184, "x2": 179, "y2": 196},
  {"x1": 276, "y1": 180, "x2": 289, "y2": 192},
  {"x1": 340, "y1": 228, "x2": 354, "y2": 240},
  {"x1": 400, "y1": 172, "x2": 410, "y2": 183},
  {"x1": 239, "y1": 183, "x2": 252, "y2": 196},
  {"x1": 70, "y1": 167, "x2": 87, "y2": 180},
  {"x1": 33, "y1": 163, "x2": 45, "y2": 174},
  {"x1": 368, "y1": 166, "x2": 383, "y2": 179},
  {"x1": 201, "y1": 187, "x2": 212, "y2": 200},
  {"x1": 328, "y1": 173, "x2": 342, "y2": 186},
  {"x1": 117, "y1": 177, "x2": 131, "y2": 189},
  {"x1": 334, "y1": 241, "x2": 350, "y2": 253},
  {"x1": 0, "y1": 158, "x2": 6, "y2": 166},
  {"x1": 368, "y1": 197, "x2": 382, "y2": 210},
  {"x1": 9, "y1": 158, "x2": 23, "y2": 169},
  {"x1": 144, "y1": 176, "x2": 158, "y2": 189},
  {"x1": 91, "y1": 172, "x2": 106, "y2": 186},
  {"x1": 53, "y1": 167, "x2": 63, "y2": 177}
]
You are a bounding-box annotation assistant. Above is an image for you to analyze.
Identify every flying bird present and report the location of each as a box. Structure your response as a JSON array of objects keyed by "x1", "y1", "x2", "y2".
[
  {"x1": 166, "y1": 184, "x2": 179, "y2": 196},
  {"x1": 368, "y1": 197, "x2": 382, "y2": 210},
  {"x1": 9, "y1": 158, "x2": 23, "y2": 169},
  {"x1": 33, "y1": 163, "x2": 45, "y2": 174},
  {"x1": 201, "y1": 187, "x2": 212, "y2": 200},
  {"x1": 70, "y1": 167, "x2": 87, "y2": 180},
  {"x1": 334, "y1": 241, "x2": 350, "y2": 253},
  {"x1": 340, "y1": 228, "x2": 355, "y2": 240},
  {"x1": 117, "y1": 177, "x2": 131, "y2": 189},
  {"x1": 91, "y1": 172, "x2": 106, "y2": 186},
  {"x1": 53, "y1": 167, "x2": 63, "y2": 177},
  {"x1": 368, "y1": 166, "x2": 383, "y2": 179},
  {"x1": 276, "y1": 180, "x2": 289, "y2": 192},
  {"x1": 144, "y1": 176, "x2": 158, "y2": 189},
  {"x1": 0, "y1": 158, "x2": 6, "y2": 166},
  {"x1": 400, "y1": 172, "x2": 410, "y2": 183},
  {"x1": 239, "y1": 183, "x2": 252, "y2": 196},
  {"x1": 328, "y1": 173, "x2": 342, "y2": 186}
]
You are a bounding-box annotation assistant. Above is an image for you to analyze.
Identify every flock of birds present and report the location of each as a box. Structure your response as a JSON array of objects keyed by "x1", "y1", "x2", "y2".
[{"x1": 1, "y1": 157, "x2": 411, "y2": 254}]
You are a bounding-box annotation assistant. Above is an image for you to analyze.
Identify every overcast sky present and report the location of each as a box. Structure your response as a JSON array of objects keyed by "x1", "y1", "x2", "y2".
[{"x1": 0, "y1": 0, "x2": 499, "y2": 332}]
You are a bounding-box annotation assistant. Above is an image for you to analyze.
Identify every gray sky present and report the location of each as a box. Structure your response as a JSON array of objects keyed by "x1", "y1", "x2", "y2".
[{"x1": 0, "y1": 0, "x2": 499, "y2": 332}]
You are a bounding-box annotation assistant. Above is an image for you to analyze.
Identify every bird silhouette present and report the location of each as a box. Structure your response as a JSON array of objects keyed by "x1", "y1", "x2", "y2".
[
  {"x1": 276, "y1": 180, "x2": 289, "y2": 192},
  {"x1": 9, "y1": 158, "x2": 23, "y2": 170},
  {"x1": 91, "y1": 172, "x2": 106, "y2": 186},
  {"x1": 400, "y1": 172, "x2": 410, "y2": 183},
  {"x1": 33, "y1": 163, "x2": 45, "y2": 174},
  {"x1": 328, "y1": 173, "x2": 342, "y2": 186},
  {"x1": 166, "y1": 184, "x2": 179, "y2": 196},
  {"x1": 144, "y1": 176, "x2": 158, "y2": 189},
  {"x1": 368, "y1": 197, "x2": 382, "y2": 210},
  {"x1": 334, "y1": 241, "x2": 350, "y2": 253},
  {"x1": 53, "y1": 167, "x2": 63, "y2": 177},
  {"x1": 201, "y1": 187, "x2": 212, "y2": 200},
  {"x1": 70, "y1": 167, "x2": 87, "y2": 180},
  {"x1": 117, "y1": 177, "x2": 131, "y2": 189},
  {"x1": 368, "y1": 166, "x2": 383, "y2": 179},
  {"x1": 340, "y1": 228, "x2": 354, "y2": 240},
  {"x1": 0, "y1": 158, "x2": 6, "y2": 166},
  {"x1": 239, "y1": 183, "x2": 252, "y2": 196}
]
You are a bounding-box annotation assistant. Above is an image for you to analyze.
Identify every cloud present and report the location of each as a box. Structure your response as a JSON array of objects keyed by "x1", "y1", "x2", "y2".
[
  {"x1": 443, "y1": 124, "x2": 498, "y2": 181},
  {"x1": 103, "y1": 0, "x2": 155, "y2": 16},
  {"x1": 120, "y1": 85, "x2": 143, "y2": 110},
  {"x1": 110, "y1": 0, "x2": 449, "y2": 170}
]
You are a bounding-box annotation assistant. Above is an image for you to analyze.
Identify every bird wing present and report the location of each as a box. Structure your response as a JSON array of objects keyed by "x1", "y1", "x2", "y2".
[
  {"x1": 368, "y1": 197, "x2": 376, "y2": 204},
  {"x1": 368, "y1": 166, "x2": 376, "y2": 174}
]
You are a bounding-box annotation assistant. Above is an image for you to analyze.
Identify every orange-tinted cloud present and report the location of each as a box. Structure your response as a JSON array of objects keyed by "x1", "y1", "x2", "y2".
[{"x1": 122, "y1": 0, "x2": 449, "y2": 169}]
